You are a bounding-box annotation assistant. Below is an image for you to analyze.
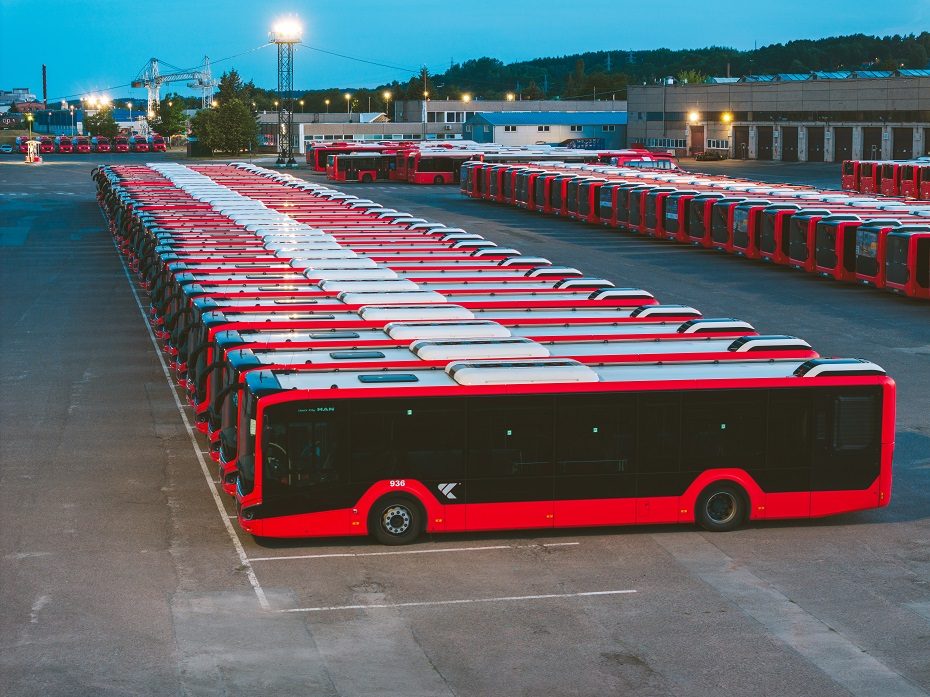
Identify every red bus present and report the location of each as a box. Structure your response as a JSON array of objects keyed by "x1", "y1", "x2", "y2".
[
  {"x1": 308, "y1": 143, "x2": 394, "y2": 173},
  {"x1": 55, "y1": 136, "x2": 73, "y2": 153},
  {"x1": 812, "y1": 215, "x2": 866, "y2": 281},
  {"x1": 233, "y1": 357, "x2": 894, "y2": 542},
  {"x1": 148, "y1": 134, "x2": 167, "y2": 152},
  {"x1": 606, "y1": 149, "x2": 679, "y2": 171},
  {"x1": 92, "y1": 136, "x2": 111, "y2": 153},
  {"x1": 404, "y1": 151, "x2": 477, "y2": 184},
  {"x1": 854, "y1": 220, "x2": 904, "y2": 288},
  {"x1": 329, "y1": 153, "x2": 392, "y2": 183},
  {"x1": 884, "y1": 227, "x2": 930, "y2": 299},
  {"x1": 841, "y1": 160, "x2": 861, "y2": 191},
  {"x1": 129, "y1": 135, "x2": 150, "y2": 153},
  {"x1": 73, "y1": 136, "x2": 91, "y2": 153},
  {"x1": 15, "y1": 136, "x2": 30, "y2": 153},
  {"x1": 210, "y1": 331, "x2": 811, "y2": 492},
  {"x1": 37, "y1": 136, "x2": 54, "y2": 154},
  {"x1": 857, "y1": 162, "x2": 881, "y2": 194},
  {"x1": 787, "y1": 209, "x2": 834, "y2": 272},
  {"x1": 114, "y1": 136, "x2": 130, "y2": 152}
]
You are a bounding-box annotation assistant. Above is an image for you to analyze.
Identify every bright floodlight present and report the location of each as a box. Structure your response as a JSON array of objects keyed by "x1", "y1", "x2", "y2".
[{"x1": 270, "y1": 17, "x2": 303, "y2": 43}]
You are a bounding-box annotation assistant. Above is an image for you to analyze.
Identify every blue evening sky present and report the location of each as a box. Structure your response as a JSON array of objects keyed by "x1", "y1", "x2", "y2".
[{"x1": 1, "y1": 0, "x2": 926, "y2": 102}]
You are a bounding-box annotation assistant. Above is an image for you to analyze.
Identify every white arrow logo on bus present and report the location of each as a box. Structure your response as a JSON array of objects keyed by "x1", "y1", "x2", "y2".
[{"x1": 438, "y1": 483, "x2": 458, "y2": 500}]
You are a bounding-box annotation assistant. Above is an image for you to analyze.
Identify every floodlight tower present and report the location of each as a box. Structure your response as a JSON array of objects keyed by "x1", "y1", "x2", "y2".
[{"x1": 269, "y1": 17, "x2": 302, "y2": 166}]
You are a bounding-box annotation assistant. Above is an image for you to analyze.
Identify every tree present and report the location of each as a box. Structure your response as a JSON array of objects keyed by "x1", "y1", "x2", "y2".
[
  {"x1": 84, "y1": 107, "x2": 118, "y2": 138},
  {"x1": 149, "y1": 96, "x2": 187, "y2": 136},
  {"x1": 676, "y1": 69, "x2": 707, "y2": 85},
  {"x1": 190, "y1": 98, "x2": 257, "y2": 154}
]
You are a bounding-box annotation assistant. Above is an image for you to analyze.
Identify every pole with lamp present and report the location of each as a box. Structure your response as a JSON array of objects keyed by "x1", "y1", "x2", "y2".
[
  {"x1": 324, "y1": 98, "x2": 330, "y2": 113},
  {"x1": 270, "y1": 16, "x2": 302, "y2": 167},
  {"x1": 345, "y1": 93, "x2": 352, "y2": 115},
  {"x1": 127, "y1": 102, "x2": 133, "y2": 135},
  {"x1": 383, "y1": 91, "x2": 392, "y2": 121}
]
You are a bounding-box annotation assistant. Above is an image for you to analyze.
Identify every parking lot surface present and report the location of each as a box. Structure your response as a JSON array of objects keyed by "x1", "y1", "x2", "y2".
[{"x1": 2, "y1": 156, "x2": 928, "y2": 696}]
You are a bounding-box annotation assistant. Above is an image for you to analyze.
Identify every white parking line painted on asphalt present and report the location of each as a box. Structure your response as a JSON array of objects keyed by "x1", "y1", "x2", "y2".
[
  {"x1": 111, "y1": 218, "x2": 271, "y2": 612},
  {"x1": 249, "y1": 541, "x2": 581, "y2": 562},
  {"x1": 282, "y1": 589, "x2": 637, "y2": 613}
]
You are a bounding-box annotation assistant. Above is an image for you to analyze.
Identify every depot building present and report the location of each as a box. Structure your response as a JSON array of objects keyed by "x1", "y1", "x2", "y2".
[{"x1": 627, "y1": 70, "x2": 930, "y2": 161}]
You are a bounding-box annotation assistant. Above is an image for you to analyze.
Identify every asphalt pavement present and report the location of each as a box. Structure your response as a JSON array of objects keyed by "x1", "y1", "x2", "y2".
[{"x1": 1, "y1": 154, "x2": 928, "y2": 697}]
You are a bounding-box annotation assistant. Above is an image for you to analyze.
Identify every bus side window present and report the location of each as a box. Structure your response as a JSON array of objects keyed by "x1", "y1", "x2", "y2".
[
  {"x1": 832, "y1": 396, "x2": 876, "y2": 451},
  {"x1": 556, "y1": 395, "x2": 635, "y2": 475},
  {"x1": 680, "y1": 391, "x2": 766, "y2": 471},
  {"x1": 468, "y1": 396, "x2": 554, "y2": 478}
]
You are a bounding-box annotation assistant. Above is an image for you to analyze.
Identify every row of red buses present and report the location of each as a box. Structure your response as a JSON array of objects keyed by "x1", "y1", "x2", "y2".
[
  {"x1": 842, "y1": 159, "x2": 930, "y2": 199},
  {"x1": 95, "y1": 161, "x2": 896, "y2": 546},
  {"x1": 462, "y1": 160, "x2": 930, "y2": 300},
  {"x1": 11, "y1": 135, "x2": 122, "y2": 154}
]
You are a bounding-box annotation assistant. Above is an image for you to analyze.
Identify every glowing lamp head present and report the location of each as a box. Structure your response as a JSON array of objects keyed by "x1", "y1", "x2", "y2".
[
  {"x1": 506, "y1": 92, "x2": 515, "y2": 101},
  {"x1": 721, "y1": 112, "x2": 733, "y2": 123},
  {"x1": 270, "y1": 17, "x2": 303, "y2": 42},
  {"x1": 687, "y1": 110, "x2": 700, "y2": 124},
  {"x1": 462, "y1": 94, "x2": 472, "y2": 103}
]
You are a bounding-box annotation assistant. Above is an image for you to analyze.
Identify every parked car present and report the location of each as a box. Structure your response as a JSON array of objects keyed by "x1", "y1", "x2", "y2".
[
  {"x1": 695, "y1": 151, "x2": 727, "y2": 161},
  {"x1": 0, "y1": 143, "x2": 13, "y2": 154}
]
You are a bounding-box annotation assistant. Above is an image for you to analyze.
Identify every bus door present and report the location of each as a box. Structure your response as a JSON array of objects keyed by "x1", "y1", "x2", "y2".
[
  {"x1": 553, "y1": 394, "x2": 636, "y2": 527},
  {"x1": 465, "y1": 396, "x2": 554, "y2": 532},
  {"x1": 258, "y1": 401, "x2": 358, "y2": 538}
]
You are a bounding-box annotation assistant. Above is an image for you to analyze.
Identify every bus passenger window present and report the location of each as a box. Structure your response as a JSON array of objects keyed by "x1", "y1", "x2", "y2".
[
  {"x1": 833, "y1": 396, "x2": 876, "y2": 451},
  {"x1": 468, "y1": 397, "x2": 554, "y2": 478}
]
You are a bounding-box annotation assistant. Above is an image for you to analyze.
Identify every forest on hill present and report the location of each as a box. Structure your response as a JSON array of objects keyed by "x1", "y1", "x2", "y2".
[{"x1": 170, "y1": 32, "x2": 930, "y2": 113}]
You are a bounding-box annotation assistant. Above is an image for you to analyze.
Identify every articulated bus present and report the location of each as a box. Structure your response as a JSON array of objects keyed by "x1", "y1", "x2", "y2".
[
  {"x1": 308, "y1": 143, "x2": 394, "y2": 173},
  {"x1": 232, "y1": 356, "x2": 894, "y2": 542}
]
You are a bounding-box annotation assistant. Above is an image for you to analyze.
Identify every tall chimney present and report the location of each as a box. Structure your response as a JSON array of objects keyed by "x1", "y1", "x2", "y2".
[{"x1": 42, "y1": 64, "x2": 47, "y2": 106}]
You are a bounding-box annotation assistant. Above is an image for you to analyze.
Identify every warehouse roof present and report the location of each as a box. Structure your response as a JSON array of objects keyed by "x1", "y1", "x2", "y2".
[{"x1": 466, "y1": 111, "x2": 627, "y2": 126}]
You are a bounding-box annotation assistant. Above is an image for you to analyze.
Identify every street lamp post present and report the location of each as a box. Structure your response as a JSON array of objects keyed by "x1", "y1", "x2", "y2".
[
  {"x1": 345, "y1": 93, "x2": 352, "y2": 115},
  {"x1": 70, "y1": 105, "x2": 75, "y2": 135},
  {"x1": 299, "y1": 99, "x2": 304, "y2": 113},
  {"x1": 324, "y1": 98, "x2": 330, "y2": 113},
  {"x1": 383, "y1": 91, "x2": 392, "y2": 121},
  {"x1": 127, "y1": 102, "x2": 133, "y2": 133}
]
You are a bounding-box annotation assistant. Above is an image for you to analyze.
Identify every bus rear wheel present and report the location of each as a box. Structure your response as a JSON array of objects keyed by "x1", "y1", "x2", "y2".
[
  {"x1": 433, "y1": 175, "x2": 444, "y2": 185},
  {"x1": 370, "y1": 495, "x2": 423, "y2": 545},
  {"x1": 696, "y1": 483, "x2": 747, "y2": 532},
  {"x1": 361, "y1": 173, "x2": 373, "y2": 183}
]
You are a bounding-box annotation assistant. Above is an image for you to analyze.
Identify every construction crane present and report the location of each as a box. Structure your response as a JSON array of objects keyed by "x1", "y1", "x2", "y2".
[{"x1": 132, "y1": 56, "x2": 218, "y2": 115}]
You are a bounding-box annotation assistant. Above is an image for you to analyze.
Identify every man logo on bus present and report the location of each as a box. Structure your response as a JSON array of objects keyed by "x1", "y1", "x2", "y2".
[{"x1": 438, "y1": 483, "x2": 459, "y2": 500}]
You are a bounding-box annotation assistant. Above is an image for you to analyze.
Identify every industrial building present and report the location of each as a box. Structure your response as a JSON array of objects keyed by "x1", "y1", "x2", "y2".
[
  {"x1": 262, "y1": 98, "x2": 629, "y2": 154},
  {"x1": 462, "y1": 111, "x2": 627, "y2": 148},
  {"x1": 627, "y1": 71, "x2": 930, "y2": 161}
]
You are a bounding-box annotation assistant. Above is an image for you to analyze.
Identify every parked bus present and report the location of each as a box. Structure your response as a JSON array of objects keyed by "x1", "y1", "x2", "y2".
[
  {"x1": 114, "y1": 136, "x2": 130, "y2": 152},
  {"x1": 129, "y1": 135, "x2": 150, "y2": 153},
  {"x1": 55, "y1": 136, "x2": 73, "y2": 153},
  {"x1": 232, "y1": 356, "x2": 894, "y2": 542},
  {"x1": 404, "y1": 151, "x2": 477, "y2": 184},
  {"x1": 148, "y1": 134, "x2": 167, "y2": 152},
  {"x1": 37, "y1": 136, "x2": 54, "y2": 154},
  {"x1": 92, "y1": 136, "x2": 111, "y2": 153},
  {"x1": 884, "y1": 227, "x2": 930, "y2": 299},
  {"x1": 328, "y1": 153, "x2": 392, "y2": 183},
  {"x1": 308, "y1": 143, "x2": 392, "y2": 173},
  {"x1": 73, "y1": 136, "x2": 91, "y2": 153}
]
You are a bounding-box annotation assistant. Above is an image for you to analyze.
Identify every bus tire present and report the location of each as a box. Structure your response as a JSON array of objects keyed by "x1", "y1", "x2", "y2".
[
  {"x1": 433, "y1": 175, "x2": 444, "y2": 185},
  {"x1": 696, "y1": 482, "x2": 747, "y2": 532},
  {"x1": 361, "y1": 173, "x2": 373, "y2": 183},
  {"x1": 369, "y1": 494, "x2": 423, "y2": 545}
]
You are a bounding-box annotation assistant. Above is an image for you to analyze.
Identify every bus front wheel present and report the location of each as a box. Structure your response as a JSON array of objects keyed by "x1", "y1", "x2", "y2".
[
  {"x1": 369, "y1": 495, "x2": 423, "y2": 545},
  {"x1": 696, "y1": 483, "x2": 747, "y2": 532}
]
